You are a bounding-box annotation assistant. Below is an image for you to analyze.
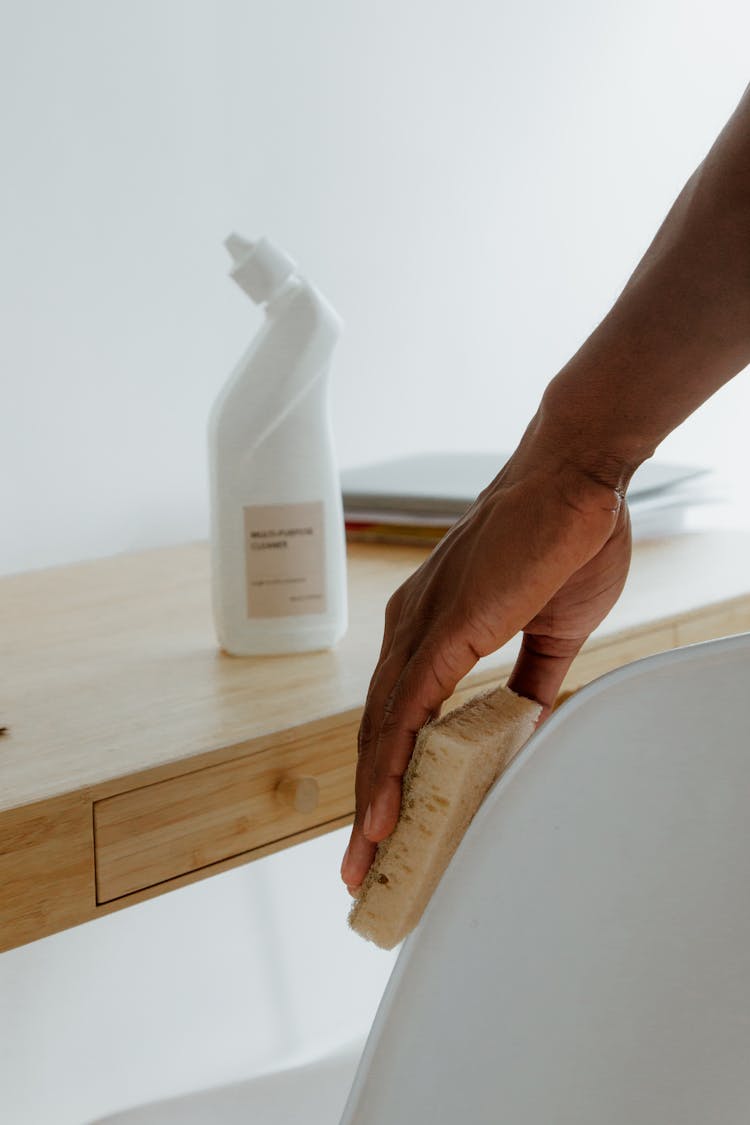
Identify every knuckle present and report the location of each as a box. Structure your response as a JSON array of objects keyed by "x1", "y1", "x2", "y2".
[
  {"x1": 395, "y1": 653, "x2": 441, "y2": 709},
  {"x1": 380, "y1": 686, "x2": 403, "y2": 731},
  {"x1": 370, "y1": 766, "x2": 395, "y2": 792},
  {"x1": 386, "y1": 594, "x2": 404, "y2": 639},
  {"x1": 370, "y1": 751, "x2": 402, "y2": 788},
  {"x1": 357, "y1": 711, "x2": 374, "y2": 761},
  {"x1": 384, "y1": 591, "x2": 402, "y2": 628}
]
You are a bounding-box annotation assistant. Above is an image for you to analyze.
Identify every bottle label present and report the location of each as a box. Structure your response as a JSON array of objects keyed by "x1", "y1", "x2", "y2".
[{"x1": 243, "y1": 501, "x2": 327, "y2": 618}]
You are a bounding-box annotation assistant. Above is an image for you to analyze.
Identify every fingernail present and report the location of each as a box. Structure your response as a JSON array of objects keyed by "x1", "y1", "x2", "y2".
[{"x1": 363, "y1": 803, "x2": 372, "y2": 838}]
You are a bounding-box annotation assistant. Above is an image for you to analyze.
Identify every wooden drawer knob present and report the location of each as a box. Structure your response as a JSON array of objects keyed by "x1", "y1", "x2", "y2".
[{"x1": 276, "y1": 775, "x2": 319, "y2": 814}]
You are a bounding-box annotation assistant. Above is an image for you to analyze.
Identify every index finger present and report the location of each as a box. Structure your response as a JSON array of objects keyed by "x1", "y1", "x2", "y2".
[
  {"x1": 363, "y1": 644, "x2": 458, "y2": 842},
  {"x1": 341, "y1": 636, "x2": 470, "y2": 891},
  {"x1": 340, "y1": 599, "x2": 406, "y2": 890}
]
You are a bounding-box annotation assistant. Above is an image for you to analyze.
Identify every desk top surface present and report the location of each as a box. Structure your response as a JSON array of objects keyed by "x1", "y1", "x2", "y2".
[{"x1": 3, "y1": 530, "x2": 750, "y2": 813}]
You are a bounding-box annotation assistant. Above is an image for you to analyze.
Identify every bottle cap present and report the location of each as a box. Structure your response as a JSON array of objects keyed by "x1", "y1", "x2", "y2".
[{"x1": 224, "y1": 234, "x2": 297, "y2": 303}]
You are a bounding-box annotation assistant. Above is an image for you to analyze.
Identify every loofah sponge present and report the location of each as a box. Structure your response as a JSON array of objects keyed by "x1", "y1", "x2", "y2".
[{"x1": 348, "y1": 683, "x2": 541, "y2": 950}]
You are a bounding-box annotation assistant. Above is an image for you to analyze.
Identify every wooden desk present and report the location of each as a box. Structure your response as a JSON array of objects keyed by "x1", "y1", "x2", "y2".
[{"x1": 2, "y1": 532, "x2": 750, "y2": 953}]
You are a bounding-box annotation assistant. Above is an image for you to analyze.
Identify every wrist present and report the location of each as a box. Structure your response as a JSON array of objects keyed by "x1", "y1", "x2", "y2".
[
  {"x1": 534, "y1": 369, "x2": 651, "y2": 496},
  {"x1": 486, "y1": 406, "x2": 630, "y2": 555}
]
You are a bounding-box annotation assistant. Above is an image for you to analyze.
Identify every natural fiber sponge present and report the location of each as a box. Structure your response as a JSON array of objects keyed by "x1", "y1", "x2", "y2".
[{"x1": 348, "y1": 684, "x2": 541, "y2": 950}]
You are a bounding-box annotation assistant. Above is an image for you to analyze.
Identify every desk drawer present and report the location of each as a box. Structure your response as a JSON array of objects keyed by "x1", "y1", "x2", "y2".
[{"x1": 93, "y1": 725, "x2": 356, "y2": 903}]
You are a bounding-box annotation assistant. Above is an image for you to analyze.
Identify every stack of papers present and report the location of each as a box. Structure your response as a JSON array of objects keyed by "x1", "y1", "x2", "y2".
[{"x1": 341, "y1": 452, "x2": 719, "y2": 546}]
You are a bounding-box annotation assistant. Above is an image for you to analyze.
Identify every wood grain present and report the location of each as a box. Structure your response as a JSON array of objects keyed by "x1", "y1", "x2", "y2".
[
  {"x1": 0, "y1": 791, "x2": 93, "y2": 953},
  {"x1": 2, "y1": 532, "x2": 750, "y2": 950},
  {"x1": 93, "y1": 721, "x2": 357, "y2": 902}
]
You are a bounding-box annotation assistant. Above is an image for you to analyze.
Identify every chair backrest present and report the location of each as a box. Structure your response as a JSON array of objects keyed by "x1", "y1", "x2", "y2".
[{"x1": 340, "y1": 633, "x2": 750, "y2": 1124}]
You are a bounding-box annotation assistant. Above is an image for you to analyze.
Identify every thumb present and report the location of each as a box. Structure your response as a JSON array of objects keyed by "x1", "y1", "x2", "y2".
[{"x1": 506, "y1": 632, "x2": 585, "y2": 719}]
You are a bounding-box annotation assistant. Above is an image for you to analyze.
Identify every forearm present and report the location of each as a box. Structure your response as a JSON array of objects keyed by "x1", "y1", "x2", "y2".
[
  {"x1": 539, "y1": 82, "x2": 750, "y2": 489},
  {"x1": 342, "y1": 86, "x2": 750, "y2": 892}
]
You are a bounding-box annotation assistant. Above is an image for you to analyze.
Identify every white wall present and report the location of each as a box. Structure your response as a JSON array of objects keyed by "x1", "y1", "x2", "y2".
[
  {"x1": 0, "y1": 832, "x2": 396, "y2": 1124},
  {"x1": 2, "y1": 3, "x2": 750, "y2": 1122},
  {"x1": 2, "y1": 0, "x2": 750, "y2": 575}
]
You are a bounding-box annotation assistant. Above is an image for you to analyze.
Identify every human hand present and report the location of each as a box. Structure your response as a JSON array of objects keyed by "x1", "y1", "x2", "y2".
[{"x1": 340, "y1": 427, "x2": 632, "y2": 893}]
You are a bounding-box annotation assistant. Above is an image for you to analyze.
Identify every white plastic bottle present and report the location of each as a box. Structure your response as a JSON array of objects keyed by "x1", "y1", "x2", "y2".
[{"x1": 208, "y1": 234, "x2": 348, "y2": 655}]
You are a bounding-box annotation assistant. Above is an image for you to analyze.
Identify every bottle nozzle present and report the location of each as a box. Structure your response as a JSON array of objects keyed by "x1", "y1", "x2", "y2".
[
  {"x1": 224, "y1": 232, "x2": 297, "y2": 304},
  {"x1": 224, "y1": 233, "x2": 254, "y2": 265}
]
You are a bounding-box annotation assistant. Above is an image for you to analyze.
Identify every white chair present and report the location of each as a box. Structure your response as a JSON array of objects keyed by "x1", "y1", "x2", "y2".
[
  {"x1": 95, "y1": 1039, "x2": 366, "y2": 1123},
  {"x1": 99, "y1": 632, "x2": 750, "y2": 1123}
]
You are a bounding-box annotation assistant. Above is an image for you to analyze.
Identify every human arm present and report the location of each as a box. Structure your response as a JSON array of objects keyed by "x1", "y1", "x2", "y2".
[{"x1": 341, "y1": 82, "x2": 750, "y2": 893}]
